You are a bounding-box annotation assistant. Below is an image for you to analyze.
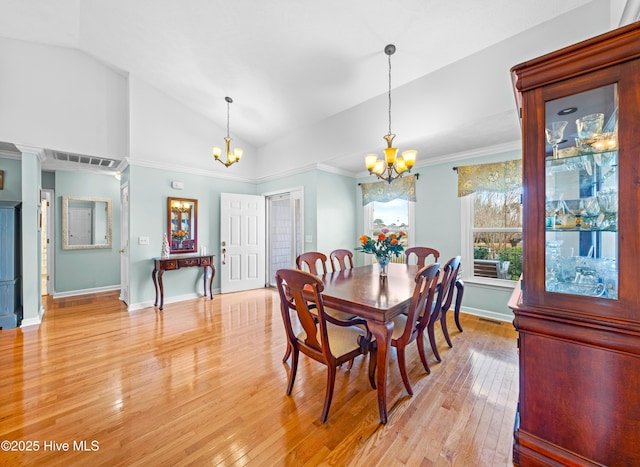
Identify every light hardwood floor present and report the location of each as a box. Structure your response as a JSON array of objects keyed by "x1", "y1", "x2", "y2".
[{"x1": 0, "y1": 289, "x2": 518, "y2": 466}]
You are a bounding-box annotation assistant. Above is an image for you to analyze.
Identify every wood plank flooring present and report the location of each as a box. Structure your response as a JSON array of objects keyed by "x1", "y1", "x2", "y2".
[{"x1": 0, "y1": 289, "x2": 518, "y2": 466}]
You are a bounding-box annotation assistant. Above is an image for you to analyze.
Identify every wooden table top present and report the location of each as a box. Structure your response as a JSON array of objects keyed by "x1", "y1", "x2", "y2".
[{"x1": 319, "y1": 263, "x2": 420, "y2": 323}]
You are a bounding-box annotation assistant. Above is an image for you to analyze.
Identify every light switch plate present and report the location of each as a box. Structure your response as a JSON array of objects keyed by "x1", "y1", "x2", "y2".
[
  {"x1": 138, "y1": 236, "x2": 149, "y2": 245},
  {"x1": 171, "y1": 181, "x2": 184, "y2": 190}
]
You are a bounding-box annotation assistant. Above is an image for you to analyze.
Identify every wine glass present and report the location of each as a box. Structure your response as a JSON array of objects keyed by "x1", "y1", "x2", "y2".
[
  {"x1": 545, "y1": 121, "x2": 568, "y2": 159},
  {"x1": 596, "y1": 189, "x2": 618, "y2": 230},
  {"x1": 563, "y1": 197, "x2": 597, "y2": 229}
]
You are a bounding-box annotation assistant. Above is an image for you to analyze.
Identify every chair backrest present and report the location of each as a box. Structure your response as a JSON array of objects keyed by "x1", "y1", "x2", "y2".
[
  {"x1": 330, "y1": 249, "x2": 354, "y2": 271},
  {"x1": 397, "y1": 263, "x2": 440, "y2": 343},
  {"x1": 296, "y1": 252, "x2": 329, "y2": 276},
  {"x1": 405, "y1": 247, "x2": 440, "y2": 267},
  {"x1": 275, "y1": 268, "x2": 330, "y2": 358},
  {"x1": 432, "y1": 256, "x2": 461, "y2": 318}
]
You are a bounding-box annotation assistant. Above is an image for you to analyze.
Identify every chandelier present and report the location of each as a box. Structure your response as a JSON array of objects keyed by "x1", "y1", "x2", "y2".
[
  {"x1": 365, "y1": 44, "x2": 417, "y2": 183},
  {"x1": 213, "y1": 96, "x2": 243, "y2": 167}
]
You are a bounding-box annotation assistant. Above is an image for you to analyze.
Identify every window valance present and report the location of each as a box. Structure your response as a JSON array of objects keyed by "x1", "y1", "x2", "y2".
[
  {"x1": 360, "y1": 175, "x2": 417, "y2": 205},
  {"x1": 456, "y1": 159, "x2": 522, "y2": 197}
]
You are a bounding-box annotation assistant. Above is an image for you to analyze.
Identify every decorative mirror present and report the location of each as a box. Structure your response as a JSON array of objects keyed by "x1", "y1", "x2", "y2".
[
  {"x1": 168, "y1": 197, "x2": 198, "y2": 254},
  {"x1": 62, "y1": 196, "x2": 112, "y2": 250}
]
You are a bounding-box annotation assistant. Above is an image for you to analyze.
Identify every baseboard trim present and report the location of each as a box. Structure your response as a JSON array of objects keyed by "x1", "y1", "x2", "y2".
[
  {"x1": 53, "y1": 285, "x2": 120, "y2": 299},
  {"x1": 128, "y1": 289, "x2": 221, "y2": 312},
  {"x1": 459, "y1": 305, "x2": 513, "y2": 323}
]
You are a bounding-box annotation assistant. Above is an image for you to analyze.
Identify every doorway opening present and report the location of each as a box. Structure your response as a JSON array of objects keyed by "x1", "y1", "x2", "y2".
[
  {"x1": 40, "y1": 189, "x2": 54, "y2": 296},
  {"x1": 265, "y1": 188, "x2": 303, "y2": 287}
]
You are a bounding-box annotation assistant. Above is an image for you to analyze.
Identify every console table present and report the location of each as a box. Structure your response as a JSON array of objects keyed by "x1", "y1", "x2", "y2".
[{"x1": 152, "y1": 254, "x2": 215, "y2": 310}]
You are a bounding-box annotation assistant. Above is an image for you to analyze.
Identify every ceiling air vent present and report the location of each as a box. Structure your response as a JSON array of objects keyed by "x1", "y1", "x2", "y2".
[{"x1": 52, "y1": 151, "x2": 117, "y2": 168}]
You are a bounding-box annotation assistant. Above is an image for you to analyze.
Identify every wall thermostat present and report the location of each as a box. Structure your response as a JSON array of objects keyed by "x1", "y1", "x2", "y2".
[{"x1": 171, "y1": 181, "x2": 184, "y2": 190}]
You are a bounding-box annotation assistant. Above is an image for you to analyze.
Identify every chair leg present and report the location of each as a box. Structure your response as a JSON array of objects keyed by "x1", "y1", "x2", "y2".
[
  {"x1": 368, "y1": 347, "x2": 377, "y2": 389},
  {"x1": 417, "y1": 332, "x2": 431, "y2": 375},
  {"x1": 286, "y1": 348, "x2": 299, "y2": 395},
  {"x1": 321, "y1": 365, "x2": 337, "y2": 423},
  {"x1": 428, "y1": 321, "x2": 442, "y2": 362},
  {"x1": 396, "y1": 346, "x2": 413, "y2": 396},
  {"x1": 441, "y1": 312, "x2": 453, "y2": 348},
  {"x1": 454, "y1": 280, "x2": 464, "y2": 332},
  {"x1": 282, "y1": 342, "x2": 292, "y2": 363},
  {"x1": 346, "y1": 358, "x2": 354, "y2": 370}
]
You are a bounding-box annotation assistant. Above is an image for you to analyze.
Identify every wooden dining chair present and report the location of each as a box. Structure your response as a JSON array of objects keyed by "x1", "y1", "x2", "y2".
[
  {"x1": 275, "y1": 268, "x2": 377, "y2": 423},
  {"x1": 296, "y1": 252, "x2": 329, "y2": 276},
  {"x1": 405, "y1": 246, "x2": 440, "y2": 267},
  {"x1": 390, "y1": 263, "x2": 440, "y2": 395},
  {"x1": 417, "y1": 256, "x2": 461, "y2": 369},
  {"x1": 330, "y1": 249, "x2": 354, "y2": 271}
]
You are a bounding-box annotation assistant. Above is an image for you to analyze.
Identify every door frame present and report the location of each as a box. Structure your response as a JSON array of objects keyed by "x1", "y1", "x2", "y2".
[
  {"x1": 41, "y1": 188, "x2": 55, "y2": 295},
  {"x1": 119, "y1": 182, "x2": 130, "y2": 306},
  {"x1": 264, "y1": 186, "x2": 304, "y2": 287}
]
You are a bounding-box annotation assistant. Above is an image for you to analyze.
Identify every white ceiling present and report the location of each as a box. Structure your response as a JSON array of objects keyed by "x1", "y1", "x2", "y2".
[{"x1": 0, "y1": 0, "x2": 625, "y2": 178}]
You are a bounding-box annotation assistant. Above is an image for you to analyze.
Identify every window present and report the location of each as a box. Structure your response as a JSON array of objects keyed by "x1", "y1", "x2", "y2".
[
  {"x1": 364, "y1": 199, "x2": 415, "y2": 263},
  {"x1": 459, "y1": 160, "x2": 522, "y2": 285},
  {"x1": 361, "y1": 175, "x2": 417, "y2": 263}
]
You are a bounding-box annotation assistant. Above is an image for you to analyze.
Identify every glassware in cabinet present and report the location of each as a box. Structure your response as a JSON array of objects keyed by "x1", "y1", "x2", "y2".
[{"x1": 543, "y1": 84, "x2": 618, "y2": 299}]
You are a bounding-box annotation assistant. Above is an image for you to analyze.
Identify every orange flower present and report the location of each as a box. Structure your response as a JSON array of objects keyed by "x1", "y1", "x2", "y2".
[
  {"x1": 359, "y1": 235, "x2": 369, "y2": 244},
  {"x1": 389, "y1": 233, "x2": 397, "y2": 240},
  {"x1": 399, "y1": 230, "x2": 406, "y2": 236},
  {"x1": 390, "y1": 239, "x2": 398, "y2": 245},
  {"x1": 378, "y1": 233, "x2": 386, "y2": 241}
]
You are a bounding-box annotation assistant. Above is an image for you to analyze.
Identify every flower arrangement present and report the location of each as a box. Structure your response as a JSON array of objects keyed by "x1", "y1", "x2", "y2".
[
  {"x1": 171, "y1": 230, "x2": 189, "y2": 241},
  {"x1": 357, "y1": 228, "x2": 406, "y2": 259}
]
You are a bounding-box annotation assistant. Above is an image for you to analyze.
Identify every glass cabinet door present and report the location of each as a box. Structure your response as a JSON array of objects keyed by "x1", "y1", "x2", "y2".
[{"x1": 544, "y1": 84, "x2": 618, "y2": 299}]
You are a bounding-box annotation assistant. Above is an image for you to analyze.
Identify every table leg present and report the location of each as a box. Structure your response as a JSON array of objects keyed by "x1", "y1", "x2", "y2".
[
  {"x1": 368, "y1": 320, "x2": 394, "y2": 424},
  {"x1": 208, "y1": 264, "x2": 215, "y2": 300},
  {"x1": 158, "y1": 270, "x2": 165, "y2": 311},
  {"x1": 152, "y1": 267, "x2": 159, "y2": 306}
]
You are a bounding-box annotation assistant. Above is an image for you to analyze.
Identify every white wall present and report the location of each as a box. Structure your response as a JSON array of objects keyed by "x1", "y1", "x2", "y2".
[
  {"x1": 0, "y1": 37, "x2": 129, "y2": 159},
  {"x1": 128, "y1": 76, "x2": 257, "y2": 178},
  {"x1": 254, "y1": 0, "x2": 612, "y2": 181}
]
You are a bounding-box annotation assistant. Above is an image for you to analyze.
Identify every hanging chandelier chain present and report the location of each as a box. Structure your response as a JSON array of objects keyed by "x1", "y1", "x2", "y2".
[
  {"x1": 226, "y1": 99, "x2": 231, "y2": 138},
  {"x1": 388, "y1": 50, "x2": 392, "y2": 136},
  {"x1": 365, "y1": 43, "x2": 417, "y2": 184}
]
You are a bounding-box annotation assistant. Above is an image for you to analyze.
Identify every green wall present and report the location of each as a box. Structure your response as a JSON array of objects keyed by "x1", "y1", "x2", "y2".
[
  {"x1": 54, "y1": 171, "x2": 121, "y2": 293},
  {"x1": 316, "y1": 171, "x2": 358, "y2": 256},
  {"x1": 127, "y1": 165, "x2": 257, "y2": 307},
  {"x1": 0, "y1": 158, "x2": 22, "y2": 201}
]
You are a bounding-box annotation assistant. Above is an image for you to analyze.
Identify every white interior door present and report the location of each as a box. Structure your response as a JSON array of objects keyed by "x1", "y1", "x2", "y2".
[
  {"x1": 119, "y1": 183, "x2": 130, "y2": 305},
  {"x1": 220, "y1": 193, "x2": 266, "y2": 293}
]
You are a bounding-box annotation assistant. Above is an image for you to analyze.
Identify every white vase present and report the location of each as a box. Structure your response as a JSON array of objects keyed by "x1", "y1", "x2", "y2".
[{"x1": 161, "y1": 233, "x2": 170, "y2": 258}]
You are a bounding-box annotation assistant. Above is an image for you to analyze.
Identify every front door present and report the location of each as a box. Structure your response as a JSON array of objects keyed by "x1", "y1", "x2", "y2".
[{"x1": 220, "y1": 193, "x2": 266, "y2": 293}]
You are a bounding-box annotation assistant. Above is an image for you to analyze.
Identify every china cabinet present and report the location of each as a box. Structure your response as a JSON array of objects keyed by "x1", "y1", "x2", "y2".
[{"x1": 509, "y1": 22, "x2": 640, "y2": 466}]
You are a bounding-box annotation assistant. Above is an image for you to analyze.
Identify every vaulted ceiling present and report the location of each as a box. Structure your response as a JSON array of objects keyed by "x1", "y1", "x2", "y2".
[{"x1": 0, "y1": 0, "x2": 623, "y2": 179}]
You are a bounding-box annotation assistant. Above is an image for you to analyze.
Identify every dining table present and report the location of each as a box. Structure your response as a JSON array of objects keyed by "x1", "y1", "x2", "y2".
[{"x1": 318, "y1": 262, "x2": 421, "y2": 424}]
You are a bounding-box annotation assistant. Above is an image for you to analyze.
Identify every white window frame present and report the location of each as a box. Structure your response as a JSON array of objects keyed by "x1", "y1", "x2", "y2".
[
  {"x1": 460, "y1": 193, "x2": 519, "y2": 290},
  {"x1": 363, "y1": 200, "x2": 415, "y2": 265}
]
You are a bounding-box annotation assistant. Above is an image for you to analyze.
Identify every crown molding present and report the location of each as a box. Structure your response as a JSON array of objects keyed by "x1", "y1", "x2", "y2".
[
  {"x1": 353, "y1": 140, "x2": 522, "y2": 179},
  {"x1": 125, "y1": 157, "x2": 255, "y2": 183}
]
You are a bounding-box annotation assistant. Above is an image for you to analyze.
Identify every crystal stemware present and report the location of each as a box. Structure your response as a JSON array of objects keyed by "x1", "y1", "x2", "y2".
[
  {"x1": 545, "y1": 121, "x2": 568, "y2": 159},
  {"x1": 596, "y1": 189, "x2": 618, "y2": 230},
  {"x1": 563, "y1": 197, "x2": 597, "y2": 229}
]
